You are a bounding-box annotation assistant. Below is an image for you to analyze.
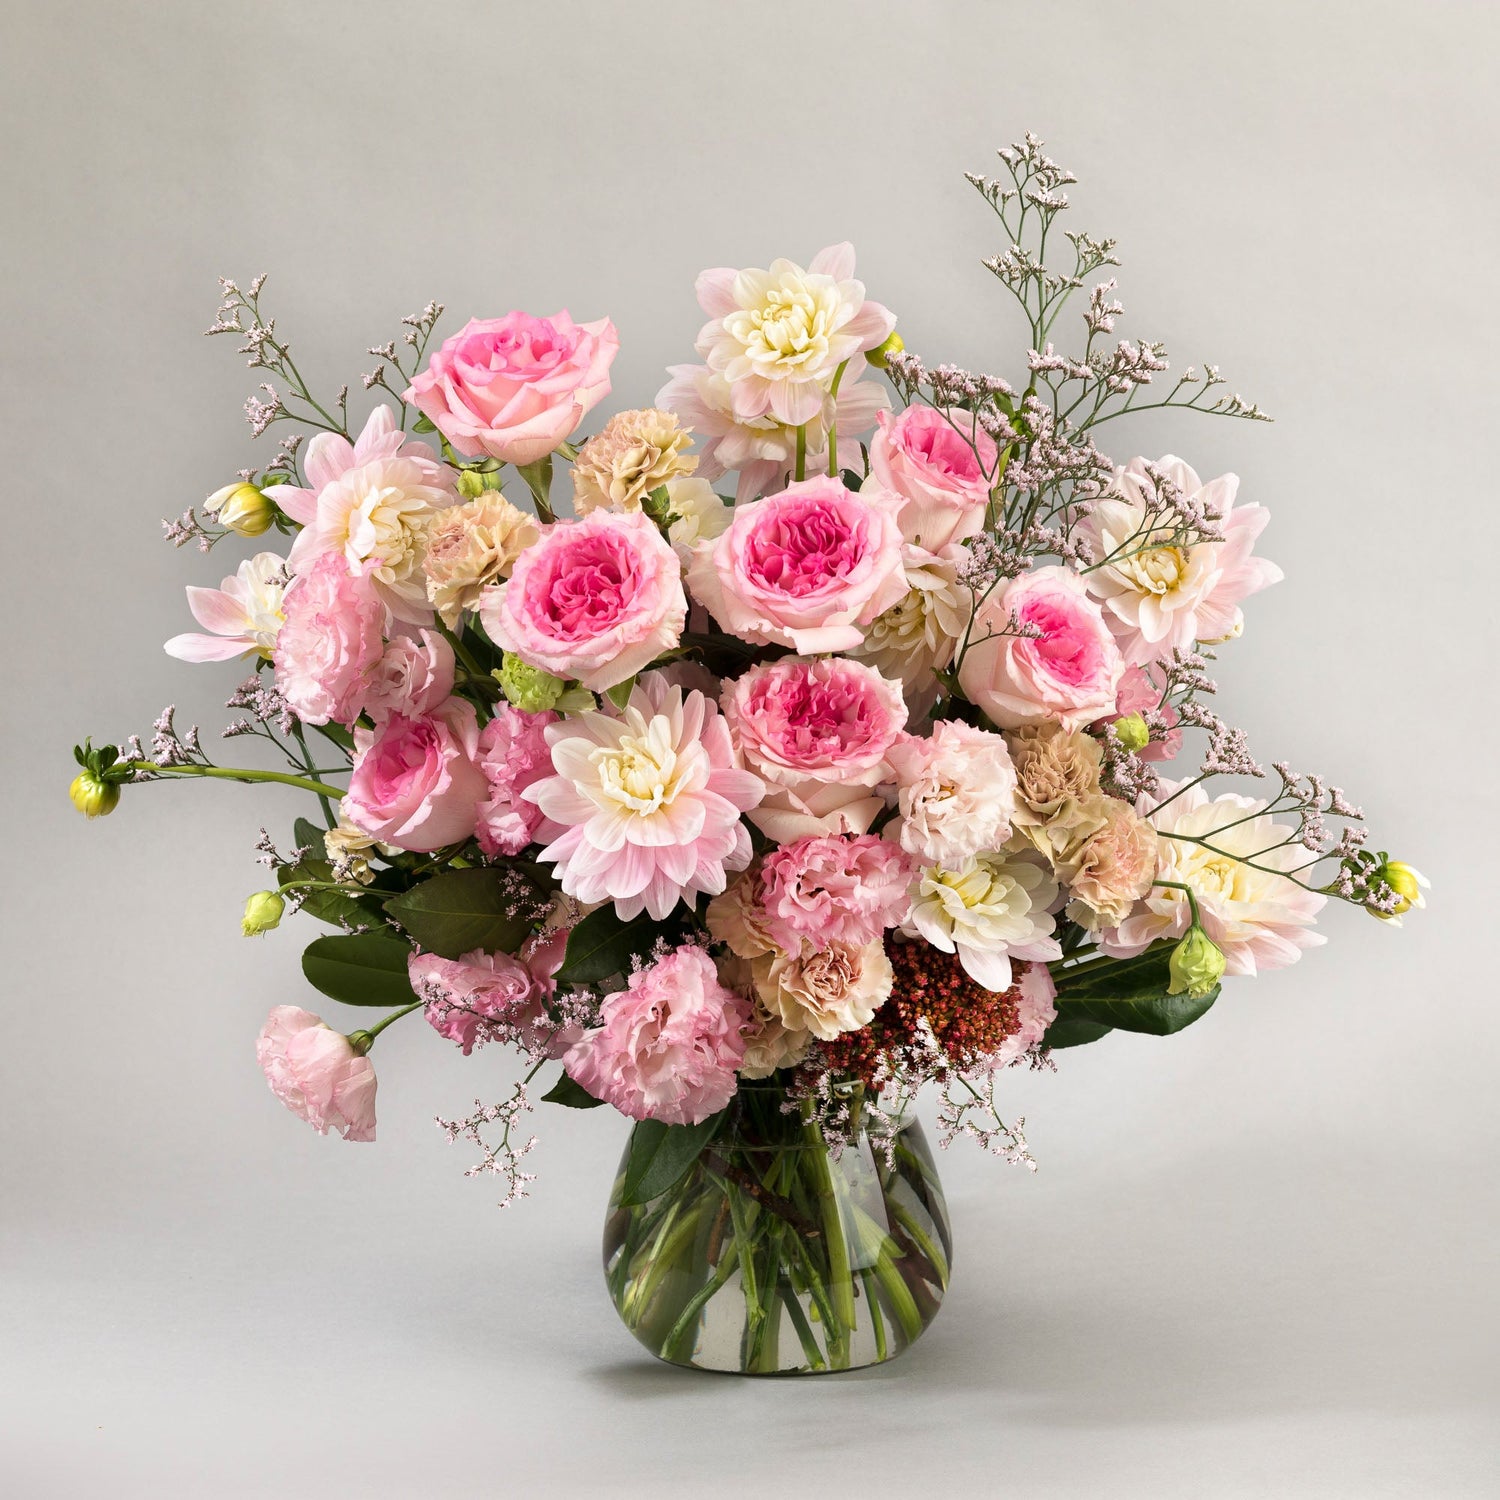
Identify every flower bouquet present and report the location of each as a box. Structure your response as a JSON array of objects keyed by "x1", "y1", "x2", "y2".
[{"x1": 73, "y1": 134, "x2": 1423, "y2": 1375}]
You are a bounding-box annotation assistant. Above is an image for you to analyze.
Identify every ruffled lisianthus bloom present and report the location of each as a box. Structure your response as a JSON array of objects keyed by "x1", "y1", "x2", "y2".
[
  {"x1": 362, "y1": 628, "x2": 455, "y2": 721},
  {"x1": 404, "y1": 311, "x2": 619, "y2": 467},
  {"x1": 868, "y1": 404, "x2": 998, "y2": 550},
  {"x1": 958, "y1": 564, "x2": 1124, "y2": 731},
  {"x1": 692, "y1": 242, "x2": 896, "y2": 426},
  {"x1": 1099, "y1": 780, "x2": 1326, "y2": 974},
  {"x1": 165, "y1": 551, "x2": 287, "y2": 663},
  {"x1": 423, "y1": 492, "x2": 540, "y2": 628},
  {"x1": 272, "y1": 552, "x2": 386, "y2": 726},
  {"x1": 1005, "y1": 720, "x2": 1108, "y2": 865},
  {"x1": 473, "y1": 704, "x2": 557, "y2": 858},
  {"x1": 722, "y1": 656, "x2": 907, "y2": 844},
  {"x1": 687, "y1": 476, "x2": 907, "y2": 654},
  {"x1": 280, "y1": 405, "x2": 458, "y2": 622},
  {"x1": 751, "y1": 937, "x2": 894, "y2": 1042},
  {"x1": 523, "y1": 673, "x2": 763, "y2": 920},
  {"x1": 563, "y1": 946, "x2": 750, "y2": 1125},
  {"x1": 1098, "y1": 663, "x2": 1182, "y2": 762},
  {"x1": 886, "y1": 720, "x2": 1019, "y2": 869},
  {"x1": 759, "y1": 833, "x2": 914, "y2": 950},
  {"x1": 256, "y1": 1006, "x2": 376, "y2": 1142},
  {"x1": 657, "y1": 361, "x2": 888, "y2": 503},
  {"x1": 342, "y1": 696, "x2": 488, "y2": 853},
  {"x1": 409, "y1": 947, "x2": 542, "y2": 1056},
  {"x1": 571, "y1": 407, "x2": 697, "y2": 515},
  {"x1": 480, "y1": 509, "x2": 687, "y2": 693},
  {"x1": 905, "y1": 850, "x2": 1062, "y2": 992},
  {"x1": 1077, "y1": 455, "x2": 1283, "y2": 665},
  {"x1": 1058, "y1": 797, "x2": 1159, "y2": 930}
]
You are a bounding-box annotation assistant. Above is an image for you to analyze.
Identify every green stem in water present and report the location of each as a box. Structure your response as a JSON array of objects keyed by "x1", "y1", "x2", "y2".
[{"x1": 124, "y1": 760, "x2": 346, "y2": 801}]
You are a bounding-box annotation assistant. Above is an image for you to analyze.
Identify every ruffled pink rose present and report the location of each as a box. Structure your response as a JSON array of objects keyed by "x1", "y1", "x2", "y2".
[
  {"x1": 480, "y1": 510, "x2": 686, "y2": 692},
  {"x1": 958, "y1": 565, "x2": 1124, "y2": 731},
  {"x1": 563, "y1": 946, "x2": 750, "y2": 1126},
  {"x1": 362, "y1": 628, "x2": 455, "y2": 721},
  {"x1": 343, "y1": 696, "x2": 487, "y2": 852},
  {"x1": 686, "y1": 476, "x2": 907, "y2": 654},
  {"x1": 256, "y1": 1006, "x2": 377, "y2": 1142},
  {"x1": 760, "y1": 833, "x2": 915, "y2": 950},
  {"x1": 474, "y1": 705, "x2": 557, "y2": 857},
  {"x1": 869, "y1": 404, "x2": 998, "y2": 550},
  {"x1": 404, "y1": 312, "x2": 618, "y2": 467},
  {"x1": 273, "y1": 552, "x2": 386, "y2": 726}
]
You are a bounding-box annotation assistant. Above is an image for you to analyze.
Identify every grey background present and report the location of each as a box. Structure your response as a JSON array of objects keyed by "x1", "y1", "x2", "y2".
[{"x1": 3, "y1": 1, "x2": 1496, "y2": 1495}]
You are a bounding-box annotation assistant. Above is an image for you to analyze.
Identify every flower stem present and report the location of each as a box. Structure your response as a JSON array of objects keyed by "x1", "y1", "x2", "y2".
[
  {"x1": 124, "y1": 760, "x2": 346, "y2": 800},
  {"x1": 825, "y1": 360, "x2": 849, "y2": 477},
  {"x1": 348, "y1": 1000, "x2": 421, "y2": 1054},
  {"x1": 794, "y1": 423, "x2": 807, "y2": 483}
]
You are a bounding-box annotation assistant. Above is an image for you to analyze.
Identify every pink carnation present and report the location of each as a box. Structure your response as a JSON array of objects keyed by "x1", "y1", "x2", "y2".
[
  {"x1": 563, "y1": 946, "x2": 750, "y2": 1126},
  {"x1": 273, "y1": 552, "x2": 386, "y2": 727},
  {"x1": 868, "y1": 404, "x2": 998, "y2": 550},
  {"x1": 989, "y1": 962, "x2": 1057, "y2": 1068},
  {"x1": 480, "y1": 510, "x2": 687, "y2": 693},
  {"x1": 256, "y1": 1006, "x2": 377, "y2": 1142},
  {"x1": 404, "y1": 311, "x2": 618, "y2": 467},
  {"x1": 363, "y1": 628, "x2": 455, "y2": 721},
  {"x1": 474, "y1": 705, "x2": 557, "y2": 857},
  {"x1": 760, "y1": 833, "x2": 915, "y2": 950}
]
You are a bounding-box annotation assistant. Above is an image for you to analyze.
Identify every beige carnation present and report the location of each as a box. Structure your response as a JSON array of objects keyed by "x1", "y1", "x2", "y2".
[
  {"x1": 1059, "y1": 796, "x2": 1160, "y2": 930},
  {"x1": 705, "y1": 866, "x2": 776, "y2": 959},
  {"x1": 571, "y1": 407, "x2": 697, "y2": 515},
  {"x1": 739, "y1": 998, "x2": 813, "y2": 1079},
  {"x1": 751, "y1": 939, "x2": 894, "y2": 1042},
  {"x1": 423, "y1": 493, "x2": 540, "y2": 627},
  {"x1": 1006, "y1": 721, "x2": 1108, "y2": 865}
]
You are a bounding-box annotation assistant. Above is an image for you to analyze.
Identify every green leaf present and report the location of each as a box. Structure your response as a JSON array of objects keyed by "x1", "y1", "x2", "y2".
[
  {"x1": 383, "y1": 865, "x2": 546, "y2": 959},
  {"x1": 1052, "y1": 945, "x2": 1220, "y2": 1036},
  {"x1": 541, "y1": 1073, "x2": 605, "y2": 1110},
  {"x1": 301, "y1": 931, "x2": 416, "y2": 1007},
  {"x1": 558, "y1": 903, "x2": 683, "y2": 986},
  {"x1": 412, "y1": 412, "x2": 436, "y2": 433},
  {"x1": 618, "y1": 1113, "x2": 725, "y2": 1206},
  {"x1": 604, "y1": 677, "x2": 636, "y2": 712},
  {"x1": 1042, "y1": 1014, "x2": 1115, "y2": 1050},
  {"x1": 312, "y1": 722, "x2": 356, "y2": 752},
  {"x1": 278, "y1": 859, "x2": 370, "y2": 929},
  {"x1": 1066, "y1": 987, "x2": 1219, "y2": 1036}
]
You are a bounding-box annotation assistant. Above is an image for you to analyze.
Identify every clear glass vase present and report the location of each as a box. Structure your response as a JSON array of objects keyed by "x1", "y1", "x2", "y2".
[{"x1": 602, "y1": 1085, "x2": 951, "y2": 1374}]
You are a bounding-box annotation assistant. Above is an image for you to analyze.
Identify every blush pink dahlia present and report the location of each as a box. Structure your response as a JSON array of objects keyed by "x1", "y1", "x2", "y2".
[
  {"x1": 523, "y1": 673, "x2": 764, "y2": 920},
  {"x1": 563, "y1": 946, "x2": 750, "y2": 1125},
  {"x1": 868, "y1": 404, "x2": 998, "y2": 550},
  {"x1": 473, "y1": 705, "x2": 557, "y2": 858},
  {"x1": 165, "y1": 551, "x2": 286, "y2": 664},
  {"x1": 760, "y1": 833, "x2": 915, "y2": 951},
  {"x1": 273, "y1": 552, "x2": 386, "y2": 726},
  {"x1": 480, "y1": 510, "x2": 686, "y2": 693},
  {"x1": 256, "y1": 1006, "x2": 377, "y2": 1142}
]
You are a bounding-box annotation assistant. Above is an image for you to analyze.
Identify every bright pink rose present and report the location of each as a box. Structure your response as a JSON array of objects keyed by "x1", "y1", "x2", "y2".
[
  {"x1": 363, "y1": 628, "x2": 455, "y2": 721},
  {"x1": 760, "y1": 833, "x2": 915, "y2": 950},
  {"x1": 404, "y1": 312, "x2": 618, "y2": 467},
  {"x1": 409, "y1": 947, "x2": 541, "y2": 1056},
  {"x1": 273, "y1": 552, "x2": 385, "y2": 726},
  {"x1": 563, "y1": 946, "x2": 749, "y2": 1126},
  {"x1": 958, "y1": 565, "x2": 1124, "y2": 731},
  {"x1": 1099, "y1": 664, "x2": 1182, "y2": 762},
  {"x1": 343, "y1": 697, "x2": 487, "y2": 852},
  {"x1": 474, "y1": 705, "x2": 557, "y2": 857},
  {"x1": 256, "y1": 1006, "x2": 377, "y2": 1142},
  {"x1": 686, "y1": 476, "x2": 907, "y2": 654},
  {"x1": 481, "y1": 511, "x2": 686, "y2": 692},
  {"x1": 869, "y1": 405, "x2": 998, "y2": 550}
]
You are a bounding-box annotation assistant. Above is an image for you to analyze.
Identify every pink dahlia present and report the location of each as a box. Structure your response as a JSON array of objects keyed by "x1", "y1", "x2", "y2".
[{"x1": 760, "y1": 833, "x2": 915, "y2": 951}]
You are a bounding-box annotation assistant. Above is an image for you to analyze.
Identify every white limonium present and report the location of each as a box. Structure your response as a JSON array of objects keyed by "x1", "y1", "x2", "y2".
[{"x1": 164, "y1": 551, "x2": 287, "y2": 663}]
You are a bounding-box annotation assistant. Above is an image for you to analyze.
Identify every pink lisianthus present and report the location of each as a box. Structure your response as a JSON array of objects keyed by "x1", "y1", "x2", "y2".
[
  {"x1": 1099, "y1": 664, "x2": 1182, "y2": 762},
  {"x1": 760, "y1": 833, "x2": 915, "y2": 950},
  {"x1": 686, "y1": 476, "x2": 907, "y2": 654},
  {"x1": 362, "y1": 628, "x2": 455, "y2": 721},
  {"x1": 886, "y1": 720, "x2": 1019, "y2": 869},
  {"x1": 342, "y1": 696, "x2": 487, "y2": 853},
  {"x1": 868, "y1": 404, "x2": 998, "y2": 550},
  {"x1": 563, "y1": 946, "x2": 749, "y2": 1125},
  {"x1": 165, "y1": 552, "x2": 287, "y2": 664},
  {"x1": 404, "y1": 312, "x2": 618, "y2": 467},
  {"x1": 958, "y1": 564, "x2": 1124, "y2": 731},
  {"x1": 474, "y1": 705, "x2": 557, "y2": 858},
  {"x1": 272, "y1": 552, "x2": 386, "y2": 727},
  {"x1": 410, "y1": 948, "x2": 539, "y2": 1056},
  {"x1": 480, "y1": 510, "x2": 686, "y2": 693},
  {"x1": 256, "y1": 1006, "x2": 377, "y2": 1142}
]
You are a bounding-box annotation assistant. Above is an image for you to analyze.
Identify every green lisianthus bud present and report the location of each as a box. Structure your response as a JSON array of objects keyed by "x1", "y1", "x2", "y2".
[
  {"x1": 1168, "y1": 925, "x2": 1225, "y2": 998},
  {"x1": 1112, "y1": 713, "x2": 1150, "y2": 753},
  {"x1": 1373, "y1": 859, "x2": 1428, "y2": 920},
  {"x1": 497, "y1": 652, "x2": 567, "y2": 713},
  {"x1": 865, "y1": 330, "x2": 904, "y2": 369},
  {"x1": 242, "y1": 890, "x2": 286, "y2": 937},
  {"x1": 206, "y1": 482, "x2": 276, "y2": 537},
  {"x1": 455, "y1": 468, "x2": 486, "y2": 500},
  {"x1": 69, "y1": 771, "x2": 120, "y2": 819}
]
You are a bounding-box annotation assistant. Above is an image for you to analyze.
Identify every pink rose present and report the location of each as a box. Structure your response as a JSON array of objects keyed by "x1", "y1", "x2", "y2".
[
  {"x1": 343, "y1": 696, "x2": 487, "y2": 852},
  {"x1": 564, "y1": 946, "x2": 750, "y2": 1126},
  {"x1": 760, "y1": 833, "x2": 915, "y2": 950},
  {"x1": 404, "y1": 312, "x2": 618, "y2": 467},
  {"x1": 686, "y1": 476, "x2": 907, "y2": 654},
  {"x1": 256, "y1": 1006, "x2": 377, "y2": 1142},
  {"x1": 869, "y1": 404, "x2": 998, "y2": 550},
  {"x1": 474, "y1": 705, "x2": 557, "y2": 858},
  {"x1": 958, "y1": 565, "x2": 1124, "y2": 731},
  {"x1": 272, "y1": 552, "x2": 385, "y2": 726},
  {"x1": 480, "y1": 511, "x2": 687, "y2": 693},
  {"x1": 362, "y1": 628, "x2": 456, "y2": 721}
]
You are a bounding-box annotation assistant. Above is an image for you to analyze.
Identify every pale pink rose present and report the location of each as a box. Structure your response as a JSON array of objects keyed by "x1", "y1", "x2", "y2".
[
  {"x1": 687, "y1": 476, "x2": 907, "y2": 654},
  {"x1": 887, "y1": 720, "x2": 1018, "y2": 869},
  {"x1": 404, "y1": 312, "x2": 618, "y2": 467},
  {"x1": 563, "y1": 946, "x2": 750, "y2": 1125},
  {"x1": 362, "y1": 628, "x2": 455, "y2": 721},
  {"x1": 480, "y1": 510, "x2": 687, "y2": 693},
  {"x1": 256, "y1": 1006, "x2": 377, "y2": 1142},
  {"x1": 473, "y1": 705, "x2": 557, "y2": 858},
  {"x1": 165, "y1": 552, "x2": 286, "y2": 664},
  {"x1": 958, "y1": 564, "x2": 1124, "y2": 731},
  {"x1": 1098, "y1": 664, "x2": 1182, "y2": 762},
  {"x1": 342, "y1": 696, "x2": 488, "y2": 853},
  {"x1": 273, "y1": 552, "x2": 386, "y2": 726},
  {"x1": 760, "y1": 833, "x2": 915, "y2": 950},
  {"x1": 869, "y1": 405, "x2": 998, "y2": 550}
]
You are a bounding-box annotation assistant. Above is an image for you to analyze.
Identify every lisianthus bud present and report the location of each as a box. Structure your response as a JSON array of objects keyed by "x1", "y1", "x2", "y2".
[
  {"x1": 206, "y1": 482, "x2": 276, "y2": 537},
  {"x1": 1168, "y1": 925, "x2": 1225, "y2": 998},
  {"x1": 1111, "y1": 713, "x2": 1150, "y2": 753},
  {"x1": 1374, "y1": 859, "x2": 1428, "y2": 920},
  {"x1": 242, "y1": 890, "x2": 286, "y2": 936},
  {"x1": 496, "y1": 652, "x2": 566, "y2": 713},
  {"x1": 455, "y1": 468, "x2": 486, "y2": 499},
  {"x1": 866, "y1": 330, "x2": 904, "y2": 369},
  {"x1": 69, "y1": 771, "x2": 120, "y2": 818}
]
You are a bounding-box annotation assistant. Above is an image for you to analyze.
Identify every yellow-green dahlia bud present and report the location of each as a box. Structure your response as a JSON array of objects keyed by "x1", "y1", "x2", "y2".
[
  {"x1": 242, "y1": 890, "x2": 286, "y2": 937},
  {"x1": 497, "y1": 653, "x2": 567, "y2": 713},
  {"x1": 1374, "y1": 859, "x2": 1428, "y2": 920},
  {"x1": 206, "y1": 482, "x2": 276, "y2": 537},
  {"x1": 69, "y1": 771, "x2": 120, "y2": 819},
  {"x1": 865, "y1": 330, "x2": 904, "y2": 369},
  {"x1": 1168, "y1": 925, "x2": 1226, "y2": 998},
  {"x1": 1112, "y1": 713, "x2": 1150, "y2": 753}
]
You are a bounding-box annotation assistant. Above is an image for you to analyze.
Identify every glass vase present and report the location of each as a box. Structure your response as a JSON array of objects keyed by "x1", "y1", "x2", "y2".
[{"x1": 602, "y1": 1085, "x2": 951, "y2": 1374}]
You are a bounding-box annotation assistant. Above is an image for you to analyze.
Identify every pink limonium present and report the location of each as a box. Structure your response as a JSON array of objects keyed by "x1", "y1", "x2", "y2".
[
  {"x1": 473, "y1": 705, "x2": 557, "y2": 858},
  {"x1": 256, "y1": 1006, "x2": 377, "y2": 1142},
  {"x1": 760, "y1": 833, "x2": 915, "y2": 951},
  {"x1": 480, "y1": 510, "x2": 687, "y2": 694},
  {"x1": 523, "y1": 672, "x2": 764, "y2": 921},
  {"x1": 868, "y1": 404, "x2": 999, "y2": 550},
  {"x1": 404, "y1": 311, "x2": 618, "y2": 467},
  {"x1": 272, "y1": 551, "x2": 387, "y2": 726},
  {"x1": 563, "y1": 946, "x2": 750, "y2": 1125},
  {"x1": 686, "y1": 475, "x2": 907, "y2": 654},
  {"x1": 165, "y1": 551, "x2": 287, "y2": 663}
]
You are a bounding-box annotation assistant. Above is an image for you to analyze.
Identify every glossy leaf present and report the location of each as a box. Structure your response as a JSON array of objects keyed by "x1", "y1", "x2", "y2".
[
  {"x1": 541, "y1": 1073, "x2": 605, "y2": 1110},
  {"x1": 383, "y1": 866, "x2": 545, "y2": 960},
  {"x1": 1052, "y1": 946, "x2": 1219, "y2": 1036},
  {"x1": 558, "y1": 903, "x2": 683, "y2": 986},
  {"x1": 1041, "y1": 1014, "x2": 1115, "y2": 1050},
  {"x1": 301, "y1": 931, "x2": 416, "y2": 1008},
  {"x1": 618, "y1": 1113, "x2": 725, "y2": 1207}
]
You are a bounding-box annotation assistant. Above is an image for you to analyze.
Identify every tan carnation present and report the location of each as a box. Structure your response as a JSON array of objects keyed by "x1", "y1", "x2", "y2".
[
  {"x1": 751, "y1": 939, "x2": 894, "y2": 1043},
  {"x1": 1006, "y1": 721, "x2": 1107, "y2": 865},
  {"x1": 1059, "y1": 796, "x2": 1160, "y2": 930},
  {"x1": 572, "y1": 407, "x2": 697, "y2": 515},
  {"x1": 705, "y1": 865, "x2": 776, "y2": 959},
  {"x1": 739, "y1": 997, "x2": 813, "y2": 1079},
  {"x1": 423, "y1": 493, "x2": 539, "y2": 627}
]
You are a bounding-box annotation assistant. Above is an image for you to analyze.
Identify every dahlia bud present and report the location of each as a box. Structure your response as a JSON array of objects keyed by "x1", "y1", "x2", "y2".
[
  {"x1": 496, "y1": 652, "x2": 566, "y2": 713},
  {"x1": 1372, "y1": 859, "x2": 1428, "y2": 920},
  {"x1": 69, "y1": 771, "x2": 120, "y2": 819},
  {"x1": 242, "y1": 890, "x2": 286, "y2": 936},
  {"x1": 206, "y1": 482, "x2": 276, "y2": 537},
  {"x1": 1111, "y1": 713, "x2": 1150, "y2": 753},
  {"x1": 1167, "y1": 925, "x2": 1225, "y2": 998},
  {"x1": 865, "y1": 330, "x2": 904, "y2": 369}
]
